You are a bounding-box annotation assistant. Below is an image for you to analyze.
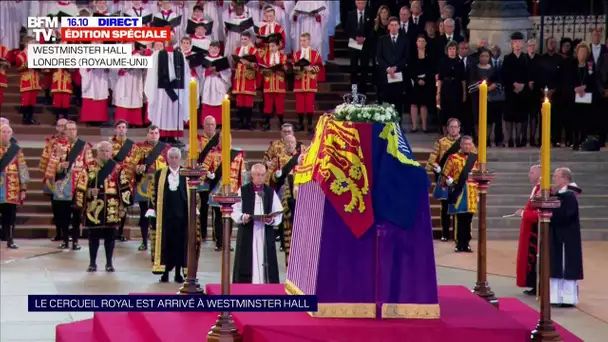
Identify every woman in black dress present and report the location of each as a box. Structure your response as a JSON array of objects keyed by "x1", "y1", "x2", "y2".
[
  {"x1": 468, "y1": 48, "x2": 499, "y2": 146},
  {"x1": 371, "y1": 5, "x2": 391, "y2": 103},
  {"x1": 502, "y1": 32, "x2": 530, "y2": 147},
  {"x1": 409, "y1": 34, "x2": 435, "y2": 132},
  {"x1": 436, "y1": 40, "x2": 466, "y2": 131},
  {"x1": 566, "y1": 44, "x2": 601, "y2": 150},
  {"x1": 557, "y1": 38, "x2": 574, "y2": 146}
]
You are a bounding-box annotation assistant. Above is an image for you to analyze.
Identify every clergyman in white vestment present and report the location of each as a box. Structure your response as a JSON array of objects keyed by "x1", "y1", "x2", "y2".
[{"x1": 231, "y1": 164, "x2": 283, "y2": 284}]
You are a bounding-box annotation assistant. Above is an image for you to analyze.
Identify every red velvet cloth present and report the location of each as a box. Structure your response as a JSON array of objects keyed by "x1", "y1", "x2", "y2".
[
  {"x1": 54, "y1": 287, "x2": 582, "y2": 342},
  {"x1": 203, "y1": 284, "x2": 582, "y2": 342},
  {"x1": 516, "y1": 183, "x2": 541, "y2": 288}
]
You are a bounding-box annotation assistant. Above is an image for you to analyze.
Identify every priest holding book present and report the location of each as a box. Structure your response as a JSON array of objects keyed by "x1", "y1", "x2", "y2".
[{"x1": 232, "y1": 163, "x2": 283, "y2": 284}]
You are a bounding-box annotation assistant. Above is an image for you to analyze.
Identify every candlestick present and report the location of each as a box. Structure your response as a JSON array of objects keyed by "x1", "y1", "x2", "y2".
[
  {"x1": 477, "y1": 80, "x2": 488, "y2": 164},
  {"x1": 188, "y1": 78, "x2": 198, "y2": 161},
  {"x1": 221, "y1": 95, "x2": 231, "y2": 186},
  {"x1": 540, "y1": 98, "x2": 551, "y2": 190}
]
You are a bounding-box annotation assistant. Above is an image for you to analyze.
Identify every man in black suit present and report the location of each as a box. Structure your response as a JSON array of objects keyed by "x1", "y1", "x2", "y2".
[
  {"x1": 589, "y1": 29, "x2": 607, "y2": 72},
  {"x1": 410, "y1": 1, "x2": 426, "y2": 34},
  {"x1": 458, "y1": 41, "x2": 475, "y2": 137},
  {"x1": 435, "y1": 18, "x2": 464, "y2": 59},
  {"x1": 347, "y1": 0, "x2": 374, "y2": 94},
  {"x1": 376, "y1": 16, "x2": 410, "y2": 120},
  {"x1": 398, "y1": 6, "x2": 416, "y2": 42}
]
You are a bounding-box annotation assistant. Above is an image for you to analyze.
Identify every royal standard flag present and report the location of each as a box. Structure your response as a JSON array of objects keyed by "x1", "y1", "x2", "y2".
[{"x1": 372, "y1": 123, "x2": 430, "y2": 229}]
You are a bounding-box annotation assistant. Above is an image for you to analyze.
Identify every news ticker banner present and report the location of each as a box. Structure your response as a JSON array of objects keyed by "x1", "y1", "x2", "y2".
[
  {"x1": 27, "y1": 16, "x2": 170, "y2": 69},
  {"x1": 29, "y1": 295, "x2": 318, "y2": 312}
]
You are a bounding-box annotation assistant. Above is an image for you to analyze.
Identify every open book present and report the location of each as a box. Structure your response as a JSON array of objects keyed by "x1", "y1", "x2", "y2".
[
  {"x1": 151, "y1": 15, "x2": 182, "y2": 28},
  {"x1": 252, "y1": 210, "x2": 283, "y2": 221},
  {"x1": 294, "y1": 6, "x2": 326, "y2": 16},
  {"x1": 225, "y1": 17, "x2": 254, "y2": 33}
]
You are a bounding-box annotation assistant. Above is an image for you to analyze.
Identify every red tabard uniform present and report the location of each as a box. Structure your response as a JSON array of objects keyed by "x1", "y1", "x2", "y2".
[
  {"x1": 257, "y1": 22, "x2": 286, "y2": 54},
  {"x1": 232, "y1": 45, "x2": 258, "y2": 108},
  {"x1": 16, "y1": 51, "x2": 41, "y2": 106},
  {"x1": 259, "y1": 51, "x2": 287, "y2": 115},
  {"x1": 293, "y1": 48, "x2": 322, "y2": 114},
  {"x1": 0, "y1": 45, "x2": 7, "y2": 107},
  {"x1": 516, "y1": 183, "x2": 541, "y2": 288},
  {"x1": 51, "y1": 69, "x2": 73, "y2": 109}
]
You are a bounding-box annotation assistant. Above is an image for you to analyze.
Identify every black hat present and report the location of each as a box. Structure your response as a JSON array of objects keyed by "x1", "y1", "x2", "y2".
[{"x1": 510, "y1": 31, "x2": 524, "y2": 40}]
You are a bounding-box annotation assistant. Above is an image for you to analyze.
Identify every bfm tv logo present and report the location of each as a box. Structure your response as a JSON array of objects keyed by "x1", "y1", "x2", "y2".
[{"x1": 28, "y1": 17, "x2": 60, "y2": 42}]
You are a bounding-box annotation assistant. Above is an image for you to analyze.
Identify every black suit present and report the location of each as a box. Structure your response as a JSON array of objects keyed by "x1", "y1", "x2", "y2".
[
  {"x1": 377, "y1": 33, "x2": 410, "y2": 115},
  {"x1": 435, "y1": 34, "x2": 464, "y2": 59},
  {"x1": 592, "y1": 45, "x2": 608, "y2": 145},
  {"x1": 459, "y1": 54, "x2": 475, "y2": 137},
  {"x1": 411, "y1": 14, "x2": 426, "y2": 35},
  {"x1": 346, "y1": 9, "x2": 374, "y2": 93},
  {"x1": 398, "y1": 21, "x2": 417, "y2": 43},
  {"x1": 589, "y1": 44, "x2": 607, "y2": 73}
]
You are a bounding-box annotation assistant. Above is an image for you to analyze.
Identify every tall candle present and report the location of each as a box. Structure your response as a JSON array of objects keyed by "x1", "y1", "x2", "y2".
[
  {"x1": 188, "y1": 78, "x2": 198, "y2": 161},
  {"x1": 541, "y1": 98, "x2": 551, "y2": 190},
  {"x1": 477, "y1": 80, "x2": 488, "y2": 164},
  {"x1": 221, "y1": 95, "x2": 231, "y2": 186}
]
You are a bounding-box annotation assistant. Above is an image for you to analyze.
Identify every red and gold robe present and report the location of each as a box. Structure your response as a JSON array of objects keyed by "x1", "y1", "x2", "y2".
[
  {"x1": 257, "y1": 22, "x2": 286, "y2": 54},
  {"x1": 16, "y1": 51, "x2": 41, "y2": 92},
  {"x1": 132, "y1": 141, "x2": 170, "y2": 203},
  {"x1": 111, "y1": 136, "x2": 139, "y2": 190},
  {"x1": 292, "y1": 48, "x2": 322, "y2": 93},
  {"x1": 516, "y1": 183, "x2": 541, "y2": 288},
  {"x1": 0, "y1": 45, "x2": 8, "y2": 94},
  {"x1": 45, "y1": 138, "x2": 95, "y2": 201},
  {"x1": 259, "y1": 51, "x2": 288, "y2": 93},
  {"x1": 232, "y1": 45, "x2": 258, "y2": 96},
  {"x1": 51, "y1": 69, "x2": 72, "y2": 94},
  {"x1": 441, "y1": 152, "x2": 479, "y2": 214},
  {"x1": 0, "y1": 144, "x2": 30, "y2": 205}
]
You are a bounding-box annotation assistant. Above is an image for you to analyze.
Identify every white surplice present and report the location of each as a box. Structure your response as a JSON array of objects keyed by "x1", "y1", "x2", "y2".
[
  {"x1": 81, "y1": 68, "x2": 109, "y2": 100},
  {"x1": 184, "y1": 49, "x2": 205, "y2": 97},
  {"x1": 113, "y1": 68, "x2": 144, "y2": 108},
  {"x1": 153, "y1": 9, "x2": 182, "y2": 43},
  {"x1": 269, "y1": 1, "x2": 295, "y2": 53},
  {"x1": 0, "y1": 1, "x2": 25, "y2": 50},
  {"x1": 290, "y1": 1, "x2": 329, "y2": 61},
  {"x1": 124, "y1": 6, "x2": 152, "y2": 22},
  {"x1": 189, "y1": 0, "x2": 224, "y2": 41},
  {"x1": 245, "y1": 1, "x2": 264, "y2": 28},
  {"x1": 222, "y1": 11, "x2": 255, "y2": 57},
  {"x1": 201, "y1": 55, "x2": 231, "y2": 106},
  {"x1": 231, "y1": 188, "x2": 283, "y2": 284},
  {"x1": 144, "y1": 49, "x2": 194, "y2": 132}
]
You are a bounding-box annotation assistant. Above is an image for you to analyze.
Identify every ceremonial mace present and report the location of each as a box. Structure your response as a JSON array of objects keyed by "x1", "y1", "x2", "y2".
[
  {"x1": 470, "y1": 81, "x2": 498, "y2": 307},
  {"x1": 178, "y1": 79, "x2": 206, "y2": 295},
  {"x1": 530, "y1": 91, "x2": 561, "y2": 341},
  {"x1": 207, "y1": 96, "x2": 243, "y2": 342}
]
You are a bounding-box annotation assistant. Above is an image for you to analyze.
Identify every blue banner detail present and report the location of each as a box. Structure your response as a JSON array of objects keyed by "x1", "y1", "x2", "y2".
[
  {"x1": 28, "y1": 295, "x2": 318, "y2": 312},
  {"x1": 372, "y1": 123, "x2": 430, "y2": 229}
]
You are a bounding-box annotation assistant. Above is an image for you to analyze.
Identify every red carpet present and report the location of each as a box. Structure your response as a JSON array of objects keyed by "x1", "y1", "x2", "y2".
[{"x1": 55, "y1": 285, "x2": 582, "y2": 342}]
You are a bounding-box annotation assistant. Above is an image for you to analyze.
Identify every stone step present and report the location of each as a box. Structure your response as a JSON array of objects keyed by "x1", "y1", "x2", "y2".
[
  {"x1": 486, "y1": 162, "x2": 608, "y2": 172},
  {"x1": 479, "y1": 217, "x2": 608, "y2": 230},
  {"x1": 481, "y1": 205, "x2": 608, "y2": 217},
  {"x1": 12, "y1": 218, "x2": 444, "y2": 239},
  {"x1": 473, "y1": 228, "x2": 608, "y2": 241},
  {"x1": 16, "y1": 199, "x2": 444, "y2": 217},
  {"x1": 486, "y1": 150, "x2": 608, "y2": 162},
  {"x1": 488, "y1": 184, "x2": 608, "y2": 195},
  {"x1": 485, "y1": 194, "x2": 608, "y2": 206}
]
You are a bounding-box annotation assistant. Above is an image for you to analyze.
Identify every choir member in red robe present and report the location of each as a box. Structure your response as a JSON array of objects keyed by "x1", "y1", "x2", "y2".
[
  {"x1": 515, "y1": 165, "x2": 541, "y2": 295},
  {"x1": 51, "y1": 68, "x2": 73, "y2": 121},
  {"x1": 259, "y1": 38, "x2": 288, "y2": 130},
  {"x1": 232, "y1": 31, "x2": 259, "y2": 129},
  {"x1": 16, "y1": 37, "x2": 41, "y2": 125}
]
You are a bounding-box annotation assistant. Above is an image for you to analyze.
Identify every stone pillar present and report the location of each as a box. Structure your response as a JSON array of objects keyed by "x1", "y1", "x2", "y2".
[{"x1": 468, "y1": 0, "x2": 533, "y2": 54}]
